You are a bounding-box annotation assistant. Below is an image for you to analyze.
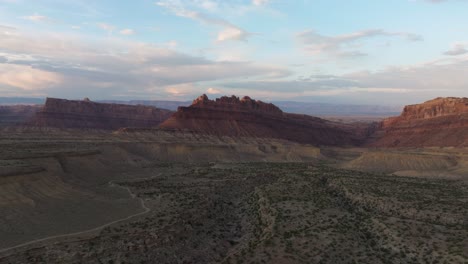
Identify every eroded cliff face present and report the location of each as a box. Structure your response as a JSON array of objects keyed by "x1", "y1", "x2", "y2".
[
  {"x1": 31, "y1": 98, "x2": 173, "y2": 130},
  {"x1": 369, "y1": 97, "x2": 468, "y2": 147},
  {"x1": 159, "y1": 94, "x2": 365, "y2": 146},
  {"x1": 400, "y1": 97, "x2": 468, "y2": 119}
]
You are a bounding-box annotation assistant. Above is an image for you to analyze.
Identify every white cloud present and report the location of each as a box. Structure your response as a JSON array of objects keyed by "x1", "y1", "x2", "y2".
[
  {"x1": 156, "y1": 0, "x2": 252, "y2": 42},
  {"x1": 297, "y1": 29, "x2": 423, "y2": 58},
  {"x1": 197, "y1": 0, "x2": 218, "y2": 11},
  {"x1": 164, "y1": 83, "x2": 195, "y2": 97},
  {"x1": 0, "y1": 64, "x2": 62, "y2": 90},
  {"x1": 253, "y1": 0, "x2": 269, "y2": 6},
  {"x1": 206, "y1": 87, "x2": 221, "y2": 94},
  {"x1": 217, "y1": 27, "x2": 251, "y2": 42},
  {"x1": 21, "y1": 14, "x2": 54, "y2": 23},
  {"x1": 444, "y1": 43, "x2": 468, "y2": 56},
  {"x1": 120, "y1": 29, "x2": 135, "y2": 35},
  {"x1": 165, "y1": 40, "x2": 178, "y2": 49},
  {"x1": 344, "y1": 57, "x2": 468, "y2": 92},
  {"x1": 0, "y1": 26, "x2": 289, "y2": 99},
  {"x1": 0, "y1": 25, "x2": 17, "y2": 36},
  {"x1": 222, "y1": 55, "x2": 468, "y2": 104}
]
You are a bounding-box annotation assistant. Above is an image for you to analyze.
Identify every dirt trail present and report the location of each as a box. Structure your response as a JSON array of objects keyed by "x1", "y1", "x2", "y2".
[{"x1": 0, "y1": 178, "x2": 152, "y2": 255}]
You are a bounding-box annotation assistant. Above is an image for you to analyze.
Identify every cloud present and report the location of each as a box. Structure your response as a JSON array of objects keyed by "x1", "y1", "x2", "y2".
[
  {"x1": 100, "y1": 25, "x2": 135, "y2": 36},
  {"x1": 217, "y1": 27, "x2": 251, "y2": 42},
  {"x1": 0, "y1": 24, "x2": 16, "y2": 31},
  {"x1": 206, "y1": 87, "x2": 222, "y2": 94},
  {"x1": 164, "y1": 83, "x2": 195, "y2": 97},
  {"x1": 0, "y1": 26, "x2": 289, "y2": 99},
  {"x1": 120, "y1": 29, "x2": 135, "y2": 35},
  {"x1": 156, "y1": 0, "x2": 252, "y2": 42},
  {"x1": 223, "y1": 75, "x2": 358, "y2": 92},
  {"x1": 297, "y1": 29, "x2": 423, "y2": 58},
  {"x1": 220, "y1": 55, "x2": 468, "y2": 104},
  {"x1": 253, "y1": 0, "x2": 270, "y2": 6},
  {"x1": 345, "y1": 57, "x2": 468, "y2": 91},
  {"x1": 444, "y1": 43, "x2": 468, "y2": 56},
  {"x1": 21, "y1": 14, "x2": 55, "y2": 23},
  {"x1": 197, "y1": 0, "x2": 219, "y2": 11},
  {"x1": 0, "y1": 64, "x2": 63, "y2": 90}
]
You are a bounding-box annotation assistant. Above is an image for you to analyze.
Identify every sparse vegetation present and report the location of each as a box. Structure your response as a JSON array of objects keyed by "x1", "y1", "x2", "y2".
[{"x1": 1, "y1": 161, "x2": 466, "y2": 263}]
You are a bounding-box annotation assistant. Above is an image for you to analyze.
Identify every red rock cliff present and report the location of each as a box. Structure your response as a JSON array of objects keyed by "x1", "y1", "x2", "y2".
[
  {"x1": 32, "y1": 98, "x2": 173, "y2": 130},
  {"x1": 159, "y1": 94, "x2": 363, "y2": 146},
  {"x1": 369, "y1": 97, "x2": 468, "y2": 147}
]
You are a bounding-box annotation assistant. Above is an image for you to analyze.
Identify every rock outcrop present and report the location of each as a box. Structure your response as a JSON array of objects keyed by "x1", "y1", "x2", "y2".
[
  {"x1": 159, "y1": 94, "x2": 364, "y2": 146},
  {"x1": 369, "y1": 97, "x2": 468, "y2": 147},
  {"x1": 32, "y1": 98, "x2": 173, "y2": 130}
]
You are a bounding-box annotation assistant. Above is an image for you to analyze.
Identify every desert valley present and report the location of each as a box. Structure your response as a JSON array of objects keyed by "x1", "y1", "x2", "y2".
[
  {"x1": 0, "y1": 95, "x2": 466, "y2": 263},
  {"x1": 2, "y1": 1, "x2": 468, "y2": 262}
]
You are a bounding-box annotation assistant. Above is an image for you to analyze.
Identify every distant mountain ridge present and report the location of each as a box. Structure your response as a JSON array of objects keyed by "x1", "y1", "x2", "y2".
[
  {"x1": 0, "y1": 97, "x2": 401, "y2": 117},
  {"x1": 0, "y1": 97, "x2": 45, "y2": 105},
  {"x1": 97, "y1": 100, "x2": 189, "y2": 111},
  {"x1": 273, "y1": 101, "x2": 401, "y2": 116},
  {"x1": 0, "y1": 105, "x2": 42, "y2": 126}
]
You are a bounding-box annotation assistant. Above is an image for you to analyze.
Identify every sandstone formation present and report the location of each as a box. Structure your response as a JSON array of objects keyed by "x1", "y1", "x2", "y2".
[
  {"x1": 159, "y1": 94, "x2": 365, "y2": 146},
  {"x1": 369, "y1": 97, "x2": 468, "y2": 147},
  {"x1": 31, "y1": 98, "x2": 173, "y2": 130}
]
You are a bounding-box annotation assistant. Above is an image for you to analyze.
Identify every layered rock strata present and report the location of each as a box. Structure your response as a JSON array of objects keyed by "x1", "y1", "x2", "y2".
[
  {"x1": 159, "y1": 94, "x2": 364, "y2": 146},
  {"x1": 32, "y1": 98, "x2": 173, "y2": 130},
  {"x1": 369, "y1": 97, "x2": 468, "y2": 147}
]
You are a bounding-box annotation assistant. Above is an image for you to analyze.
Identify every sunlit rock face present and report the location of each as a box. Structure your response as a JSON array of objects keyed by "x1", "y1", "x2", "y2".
[{"x1": 369, "y1": 97, "x2": 468, "y2": 147}]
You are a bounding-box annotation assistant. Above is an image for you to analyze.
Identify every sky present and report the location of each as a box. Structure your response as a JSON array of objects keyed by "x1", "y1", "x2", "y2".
[{"x1": 0, "y1": 0, "x2": 468, "y2": 105}]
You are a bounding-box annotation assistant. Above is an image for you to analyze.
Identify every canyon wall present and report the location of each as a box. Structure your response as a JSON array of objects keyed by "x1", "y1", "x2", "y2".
[{"x1": 369, "y1": 97, "x2": 468, "y2": 147}]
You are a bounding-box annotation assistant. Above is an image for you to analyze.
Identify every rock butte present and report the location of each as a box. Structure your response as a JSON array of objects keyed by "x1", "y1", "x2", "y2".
[
  {"x1": 31, "y1": 98, "x2": 173, "y2": 130},
  {"x1": 159, "y1": 94, "x2": 367, "y2": 146},
  {"x1": 369, "y1": 97, "x2": 468, "y2": 147}
]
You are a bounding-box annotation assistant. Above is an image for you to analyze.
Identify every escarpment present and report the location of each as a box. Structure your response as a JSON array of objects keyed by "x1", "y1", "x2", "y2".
[
  {"x1": 31, "y1": 98, "x2": 173, "y2": 130},
  {"x1": 368, "y1": 97, "x2": 468, "y2": 147}
]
